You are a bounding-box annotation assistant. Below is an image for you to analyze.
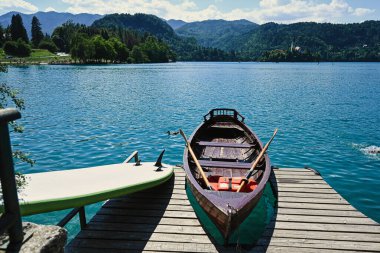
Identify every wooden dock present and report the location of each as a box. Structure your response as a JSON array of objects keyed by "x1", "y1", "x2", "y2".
[{"x1": 66, "y1": 168, "x2": 380, "y2": 252}]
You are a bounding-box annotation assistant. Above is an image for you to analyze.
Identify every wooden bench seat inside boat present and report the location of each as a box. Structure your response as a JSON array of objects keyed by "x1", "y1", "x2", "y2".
[
  {"x1": 198, "y1": 159, "x2": 252, "y2": 169},
  {"x1": 196, "y1": 141, "x2": 254, "y2": 148}
]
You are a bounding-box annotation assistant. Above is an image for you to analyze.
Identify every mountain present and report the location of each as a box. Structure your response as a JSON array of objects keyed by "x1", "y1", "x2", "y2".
[
  {"x1": 175, "y1": 19, "x2": 258, "y2": 50},
  {"x1": 92, "y1": 13, "x2": 176, "y2": 39},
  {"x1": 0, "y1": 11, "x2": 102, "y2": 36},
  {"x1": 166, "y1": 19, "x2": 187, "y2": 29}
]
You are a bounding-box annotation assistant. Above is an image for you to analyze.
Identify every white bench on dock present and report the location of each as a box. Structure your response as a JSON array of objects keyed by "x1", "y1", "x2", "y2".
[{"x1": 66, "y1": 167, "x2": 380, "y2": 253}]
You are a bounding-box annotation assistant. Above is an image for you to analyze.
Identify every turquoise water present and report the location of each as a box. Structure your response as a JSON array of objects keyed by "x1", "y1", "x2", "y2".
[{"x1": 2, "y1": 62, "x2": 379, "y2": 240}]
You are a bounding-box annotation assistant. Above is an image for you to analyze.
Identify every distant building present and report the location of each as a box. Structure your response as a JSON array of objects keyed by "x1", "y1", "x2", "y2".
[
  {"x1": 56, "y1": 52, "x2": 70, "y2": 57},
  {"x1": 290, "y1": 42, "x2": 301, "y2": 52}
]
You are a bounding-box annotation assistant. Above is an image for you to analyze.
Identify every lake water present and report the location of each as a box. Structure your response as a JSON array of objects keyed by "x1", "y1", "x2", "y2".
[{"x1": 2, "y1": 62, "x2": 380, "y2": 240}]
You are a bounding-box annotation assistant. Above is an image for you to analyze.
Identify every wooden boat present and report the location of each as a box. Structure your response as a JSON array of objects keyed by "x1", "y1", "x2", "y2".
[{"x1": 183, "y1": 109, "x2": 272, "y2": 242}]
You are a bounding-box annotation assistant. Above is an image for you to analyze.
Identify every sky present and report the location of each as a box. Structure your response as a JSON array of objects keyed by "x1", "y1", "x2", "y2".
[{"x1": 0, "y1": 0, "x2": 379, "y2": 24}]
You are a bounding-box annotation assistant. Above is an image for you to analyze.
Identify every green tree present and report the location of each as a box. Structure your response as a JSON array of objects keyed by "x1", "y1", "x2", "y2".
[
  {"x1": 38, "y1": 38, "x2": 58, "y2": 53},
  {"x1": 3, "y1": 41, "x2": 18, "y2": 55},
  {"x1": 88, "y1": 36, "x2": 116, "y2": 62},
  {"x1": 52, "y1": 21, "x2": 84, "y2": 52},
  {"x1": 0, "y1": 25, "x2": 5, "y2": 47},
  {"x1": 3, "y1": 39, "x2": 31, "y2": 57},
  {"x1": 110, "y1": 37, "x2": 129, "y2": 62},
  {"x1": 104, "y1": 40, "x2": 116, "y2": 62},
  {"x1": 130, "y1": 45, "x2": 148, "y2": 63},
  {"x1": 31, "y1": 16, "x2": 44, "y2": 48},
  {"x1": 10, "y1": 14, "x2": 28, "y2": 42},
  {"x1": 71, "y1": 34, "x2": 94, "y2": 63},
  {"x1": 140, "y1": 36, "x2": 170, "y2": 63}
]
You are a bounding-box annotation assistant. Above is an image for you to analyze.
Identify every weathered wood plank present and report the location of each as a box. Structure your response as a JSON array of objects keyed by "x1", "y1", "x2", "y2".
[
  {"x1": 66, "y1": 247, "x2": 173, "y2": 253},
  {"x1": 276, "y1": 207, "x2": 366, "y2": 218},
  {"x1": 275, "y1": 183, "x2": 332, "y2": 189},
  {"x1": 273, "y1": 169, "x2": 316, "y2": 174},
  {"x1": 277, "y1": 202, "x2": 358, "y2": 211},
  {"x1": 128, "y1": 186, "x2": 187, "y2": 194},
  {"x1": 67, "y1": 239, "x2": 223, "y2": 253},
  {"x1": 276, "y1": 192, "x2": 343, "y2": 199},
  {"x1": 274, "y1": 175, "x2": 323, "y2": 180},
  {"x1": 275, "y1": 187, "x2": 338, "y2": 194},
  {"x1": 85, "y1": 222, "x2": 207, "y2": 235},
  {"x1": 274, "y1": 169, "x2": 317, "y2": 173},
  {"x1": 262, "y1": 229, "x2": 380, "y2": 243},
  {"x1": 76, "y1": 230, "x2": 213, "y2": 244},
  {"x1": 275, "y1": 179, "x2": 327, "y2": 184},
  {"x1": 256, "y1": 237, "x2": 380, "y2": 252},
  {"x1": 103, "y1": 202, "x2": 194, "y2": 211},
  {"x1": 273, "y1": 214, "x2": 377, "y2": 225},
  {"x1": 91, "y1": 215, "x2": 202, "y2": 226},
  {"x1": 126, "y1": 193, "x2": 188, "y2": 200},
  {"x1": 277, "y1": 196, "x2": 351, "y2": 205},
  {"x1": 267, "y1": 221, "x2": 380, "y2": 233},
  {"x1": 250, "y1": 246, "x2": 355, "y2": 253},
  {"x1": 98, "y1": 208, "x2": 198, "y2": 219},
  {"x1": 108, "y1": 197, "x2": 191, "y2": 206}
]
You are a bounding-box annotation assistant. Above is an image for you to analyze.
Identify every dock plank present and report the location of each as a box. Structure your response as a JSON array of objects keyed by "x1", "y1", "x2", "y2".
[
  {"x1": 276, "y1": 207, "x2": 367, "y2": 218},
  {"x1": 262, "y1": 229, "x2": 380, "y2": 243},
  {"x1": 66, "y1": 167, "x2": 379, "y2": 253},
  {"x1": 276, "y1": 192, "x2": 345, "y2": 199},
  {"x1": 91, "y1": 215, "x2": 202, "y2": 226},
  {"x1": 256, "y1": 237, "x2": 380, "y2": 252},
  {"x1": 85, "y1": 223, "x2": 207, "y2": 234},
  {"x1": 273, "y1": 214, "x2": 377, "y2": 225}
]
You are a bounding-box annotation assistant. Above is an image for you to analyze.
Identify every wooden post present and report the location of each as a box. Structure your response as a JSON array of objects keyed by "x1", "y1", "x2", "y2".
[{"x1": 0, "y1": 108, "x2": 23, "y2": 250}]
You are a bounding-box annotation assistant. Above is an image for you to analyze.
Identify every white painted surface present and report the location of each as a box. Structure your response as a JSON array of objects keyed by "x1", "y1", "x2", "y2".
[{"x1": 18, "y1": 162, "x2": 173, "y2": 203}]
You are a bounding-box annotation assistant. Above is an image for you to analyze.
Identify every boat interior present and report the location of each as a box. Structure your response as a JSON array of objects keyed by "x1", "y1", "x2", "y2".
[{"x1": 189, "y1": 113, "x2": 267, "y2": 192}]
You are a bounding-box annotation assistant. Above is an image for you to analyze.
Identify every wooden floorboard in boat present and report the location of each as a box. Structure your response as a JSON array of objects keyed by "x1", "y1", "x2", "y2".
[{"x1": 66, "y1": 168, "x2": 379, "y2": 253}]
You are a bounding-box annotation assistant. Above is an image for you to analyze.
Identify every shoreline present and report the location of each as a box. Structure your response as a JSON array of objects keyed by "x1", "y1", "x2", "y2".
[{"x1": 2, "y1": 60, "x2": 380, "y2": 66}]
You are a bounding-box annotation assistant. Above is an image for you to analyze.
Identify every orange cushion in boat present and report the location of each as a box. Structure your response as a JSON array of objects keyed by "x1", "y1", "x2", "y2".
[{"x1": 207, "y1": 175, "x2": 257, "y2": 192}]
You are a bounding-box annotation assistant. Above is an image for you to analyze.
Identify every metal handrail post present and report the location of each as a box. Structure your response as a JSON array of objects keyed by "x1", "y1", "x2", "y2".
[{"x1": 0, "y1": 108, "x2": 23, "y2": 249}]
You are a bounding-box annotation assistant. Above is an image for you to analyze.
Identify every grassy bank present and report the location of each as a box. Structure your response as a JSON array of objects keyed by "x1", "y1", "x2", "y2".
[{"x1": 0, "y1": 49, "x2": 71, "y2": 65}]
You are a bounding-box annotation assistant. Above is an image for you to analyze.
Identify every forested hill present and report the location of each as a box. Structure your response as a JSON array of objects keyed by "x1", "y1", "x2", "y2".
[
  {"x1": 92, "y1": 13, "x2": 237, "y2": 61},
  {"x1": 177, "y1": 20, "x2": 380, "y2": 61},
  {"x1": 240, "y1": 21, "x2": 380, "y2": 61},
  {"x1": 176, "y1": 19, "x2": 258, "y2": 50},
  {"x1": 92, "y1": 13, "x2": 176, "y2": 40}
]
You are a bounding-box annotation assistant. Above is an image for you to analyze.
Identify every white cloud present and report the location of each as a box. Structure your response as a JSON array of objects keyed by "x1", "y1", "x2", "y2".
[
  {"x1": 45, "y1": 7, "x2": 57, "y2": 12},
  {"x1": 61, "y1": 0, "x2": 376, "y2": 23},
  {"x1": 0, "y1": 0, "x2": 38, "y2": 14},
  {"x1": 260, "y1": 0, "x2": 279, "y2": 8},
  {"x1": 353, "y1": 8, "x2": 375, "y2": 17}
]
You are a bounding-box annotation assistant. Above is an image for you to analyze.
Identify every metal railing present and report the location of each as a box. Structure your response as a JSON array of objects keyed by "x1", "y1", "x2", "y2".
[{"x1": 0, "y1": 108, "x2": 24, "y2": 250}]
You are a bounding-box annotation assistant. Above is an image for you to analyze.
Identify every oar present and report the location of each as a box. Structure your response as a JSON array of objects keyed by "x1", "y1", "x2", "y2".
[
  {"x1": 237, "y1": 128, "x2": 278, "y2": 192},
  {"x1": 179, "y1": 129, "x2": 214, "y2": 190}
]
